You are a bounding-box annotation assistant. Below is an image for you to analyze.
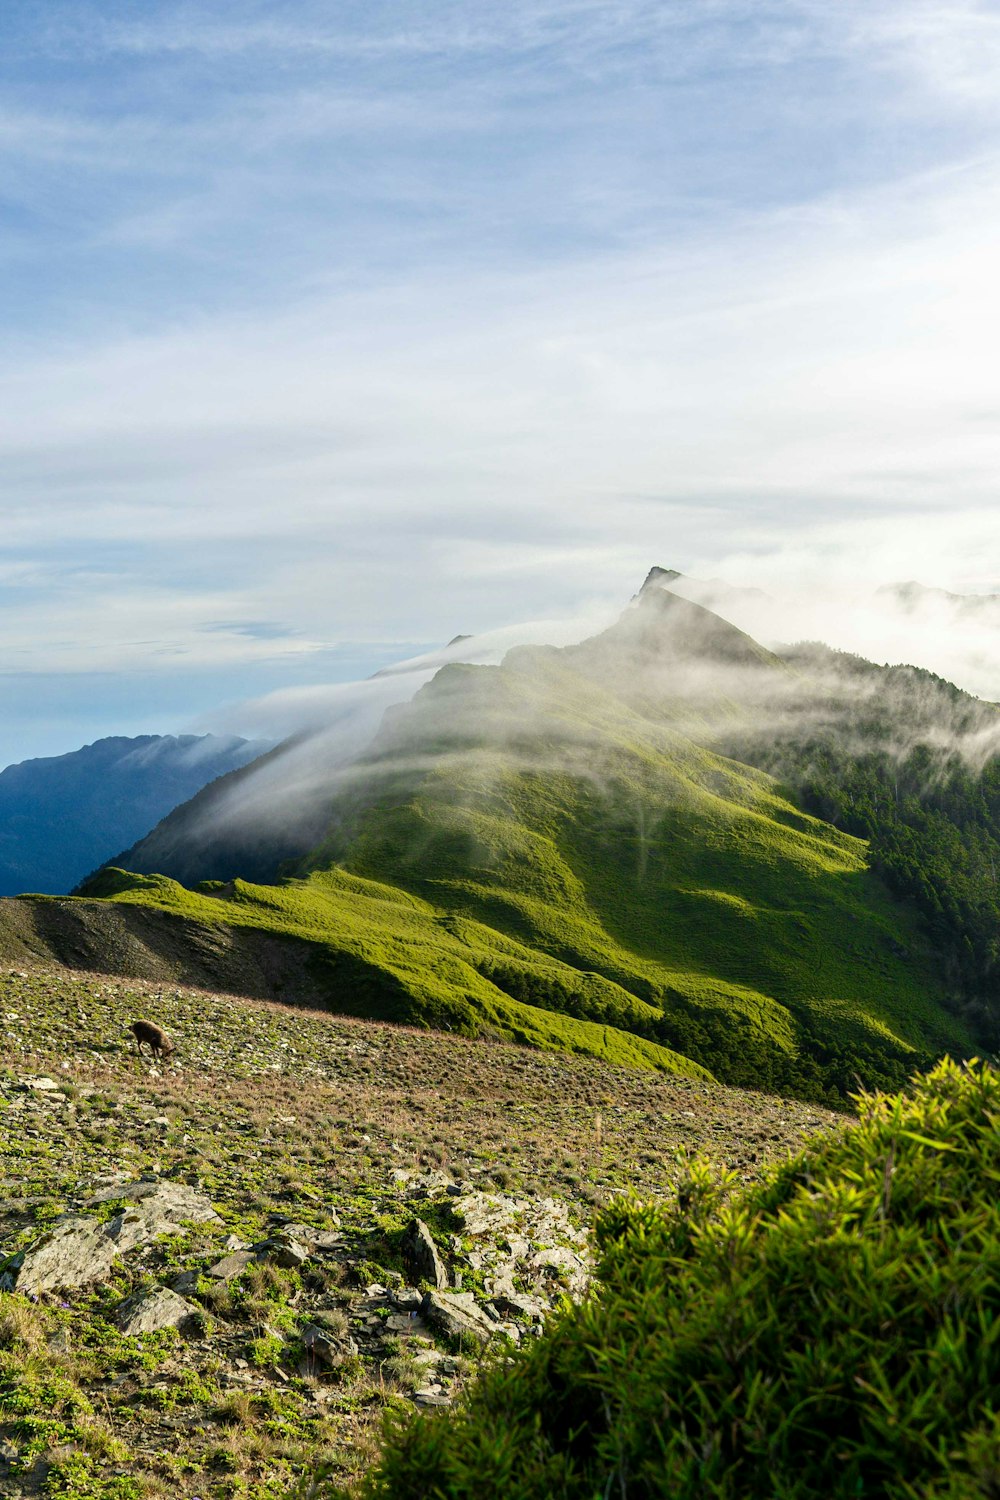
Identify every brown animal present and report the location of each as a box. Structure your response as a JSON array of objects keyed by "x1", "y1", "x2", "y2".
[{"x1": 131, "y1": 1019, "x2": 175, "y2": 1059}]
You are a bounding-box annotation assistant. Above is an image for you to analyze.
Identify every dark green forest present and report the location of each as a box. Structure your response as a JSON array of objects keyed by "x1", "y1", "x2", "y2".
[{"x1": 740, "y1": 649, "x2": 1000, "y2": 1048}]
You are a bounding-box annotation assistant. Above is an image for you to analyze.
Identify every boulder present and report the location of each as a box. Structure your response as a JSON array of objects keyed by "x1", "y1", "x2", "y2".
[
  {"x1": 206, "y1": 1250, "x2": 256, "y2": 1281},
  {"x1": 14, "y1": 1217, "x2": 118, "y2": 1296},
  {"x1": 302, "y1": 1319, "x2": 359, "y2": 1369},
  {"x1": 252, "y1": 1235, "x2": 309, "y2": 1269},
  {"x1": 421, "y1": 1290, "x2": 496, "y2": 1345},
  {"x1": 104, "y1": 1181, "x2": 221, "y2": 1252},
  {"x1": 116, "y1": 1286, "x2": 200, "y2": 1337},
  {"x1": 492, "y1": 1290, "x2": 547, "y2": 1323},
  {"x1": 402, "y1": 1218, "x2": 448, "y2": 1290},
  {"x1": 449, "y1": 1192, "x2": 522, "y2": 1237}
]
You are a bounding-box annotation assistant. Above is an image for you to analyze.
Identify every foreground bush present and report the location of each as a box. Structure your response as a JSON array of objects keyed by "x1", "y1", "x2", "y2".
[{"x1": 337, "y1": 1059, "x2": 1000, "y2": 1498}]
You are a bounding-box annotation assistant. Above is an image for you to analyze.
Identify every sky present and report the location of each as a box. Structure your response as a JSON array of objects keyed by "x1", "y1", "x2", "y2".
[{"x1": 3, "y1": 0, "x2": 1000, "y2": 766}]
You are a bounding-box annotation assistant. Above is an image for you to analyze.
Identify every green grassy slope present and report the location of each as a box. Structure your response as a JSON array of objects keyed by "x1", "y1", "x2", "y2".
[
  {"x1": 78, "y1": 865, "x2": 708, "y2": 1080},
  {"x1": 297, "y1": 646, "x2": 968, "y2": 1098},
  {"x1": 78, "y1": 592, "x2": 974, "y2": 1102}
]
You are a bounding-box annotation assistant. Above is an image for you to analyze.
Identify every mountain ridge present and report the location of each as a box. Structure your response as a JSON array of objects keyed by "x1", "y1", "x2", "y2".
[
  {"x1": 0, "y1": 733, "x2": 270, "y2": 897},
  {"x1": 53, "y1": 578, "x2": 995, "y2": 1102}
]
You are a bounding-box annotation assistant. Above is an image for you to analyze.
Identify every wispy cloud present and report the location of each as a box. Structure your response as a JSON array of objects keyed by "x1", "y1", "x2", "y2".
[{"x1": 2, "y1": 1, "x2": 1000, "y2": 758}]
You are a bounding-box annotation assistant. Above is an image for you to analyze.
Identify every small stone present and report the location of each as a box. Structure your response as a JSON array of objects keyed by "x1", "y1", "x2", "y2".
[
  {"x1": 421, "y1": 1290, "x2": 497, "y2": 1345},
  {"x1": 206, "y1": 1250, "x2": 256, "y2": 1281},
  {"x1": 402, "y1": 1218, "x2": 449, "y2": 1290},
  {"x1": 251, "y1": 1236, "x2": 309, "y2": 1269},
  {"x1": 302, "y1": 1322, "x2": 358, "y2": 1369},
  {"x1": 116, "y1": 1287, "x2": 201, "y2": 1337}
]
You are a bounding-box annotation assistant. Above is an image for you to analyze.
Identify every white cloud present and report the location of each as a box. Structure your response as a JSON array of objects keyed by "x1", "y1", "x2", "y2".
[{"x1": 4, "y1": 0, "x2": 1000, "y2": 714}]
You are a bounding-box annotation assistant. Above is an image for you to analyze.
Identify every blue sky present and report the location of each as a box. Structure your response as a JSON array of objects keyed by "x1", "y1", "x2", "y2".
[{"x1": 3, "y1": 1, "x2": 1000, "y2": 765}]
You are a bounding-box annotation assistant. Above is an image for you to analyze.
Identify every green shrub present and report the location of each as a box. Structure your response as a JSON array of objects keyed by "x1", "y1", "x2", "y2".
[{"x1": 337, "y1": 1059, "x2": 1000, "y2": 1498}]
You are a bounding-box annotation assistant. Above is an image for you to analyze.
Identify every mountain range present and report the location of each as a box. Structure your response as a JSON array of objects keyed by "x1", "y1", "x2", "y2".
[{"x1": 0, "y1": 733, "x2": 269, "y2": 897}]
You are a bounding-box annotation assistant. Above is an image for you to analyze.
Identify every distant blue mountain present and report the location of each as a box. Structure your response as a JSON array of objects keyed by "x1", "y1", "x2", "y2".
[{"x1": 0, "y1": 734, "x2": 270, "y2": 896}]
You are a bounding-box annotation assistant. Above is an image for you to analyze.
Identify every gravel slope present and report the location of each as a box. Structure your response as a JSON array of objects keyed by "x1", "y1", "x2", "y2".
[{"x1": 0, "y1": 964, "x2": 843, "y2": 1498}]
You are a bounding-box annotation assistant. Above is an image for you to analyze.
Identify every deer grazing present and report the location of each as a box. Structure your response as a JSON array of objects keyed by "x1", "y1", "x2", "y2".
[{"x1": 131, "y1": 1019, "x2": 175, "y2": 1060}]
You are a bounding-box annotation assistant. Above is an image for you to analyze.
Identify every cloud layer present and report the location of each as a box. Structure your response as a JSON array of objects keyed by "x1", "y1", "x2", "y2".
[{"x1": 2, "y1": 1, "x2": 1000, "y2": 763}]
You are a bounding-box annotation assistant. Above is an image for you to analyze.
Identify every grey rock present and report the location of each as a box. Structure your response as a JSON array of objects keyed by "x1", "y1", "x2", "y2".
[
  {"x1": 310, "y1": 1230, "x2": 345, "y2": 1251},
  {"x1": 84, "y1": 1178, "x2": 134, "y2": 1206},
  {"x1": 402, "y1": 1218, "x2": 448, "y2": 1290},
  {"x1": 116, "y1": 1286, "x2": 201, "y2": 1337},
  {"x1": 206, "y1": 1250, "x2": 255, "y2": 1281},
  {"x1": 529, "y1": 1245, "x2": 589, "y2": 1293},
  {"x1": 411, "y1": 1349, "x2": 443, "y2": 1369},
  {"x1": 450, "y1": 1191, "x2": 522, "y2": 1236},
  {"x1": 128, "y1": 1179, "x2": 221, "y2": 1220},
  {"x1": 271, "y1": 1212, "x2": 340, "y2": 1244},
  {"x1": 503, "y1": 1235, "x2": 532, "y2": 1259},
  {"x1": 104, "y1": 1181, "x2": 221, "y2": 1252},
  {"x1": 493, "y1": 1290, "x2": 547, "y2": 1322},
  {"x1": 103, "y1": 1208, "x2": 153, "y2": 1253},
  {"x1": 421, "y1": 1290, "x2": 496, "y2": 1345},
  {"x1": 271, "y1": 1221, "x2": 317, "y2": 1242},
  {"x1": 252, "y1": 1236, "x2": 309, "y2": 1269},
  {"x1": 15, "y1": 1216, "x2": 118, "y2": 1295},
  {"x1": 393, "y1": 1287, "x2": 424, "y2": 1312},
  {"x1": 302, "y1": 1322, "x2": 359, "y2": 1369},
  {"x1": 386, "y1": 1312, "x2": 428, "y2": 1334}
]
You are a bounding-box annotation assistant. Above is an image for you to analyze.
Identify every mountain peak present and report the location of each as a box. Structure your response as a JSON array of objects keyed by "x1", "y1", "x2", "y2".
[{"x1": 639, "y1": 565, "x2": 683, "y2": 593}]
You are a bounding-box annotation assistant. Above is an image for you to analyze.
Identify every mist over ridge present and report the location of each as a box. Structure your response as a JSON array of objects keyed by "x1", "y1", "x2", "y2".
[{"x1": 108, "y1": 568, "x2": 1000, "y2": 892}]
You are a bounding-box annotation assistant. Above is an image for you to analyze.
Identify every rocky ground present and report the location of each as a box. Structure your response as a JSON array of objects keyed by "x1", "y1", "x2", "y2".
[{"x1": 0, "y1": 964, "x2": 844, "y2": 1498}]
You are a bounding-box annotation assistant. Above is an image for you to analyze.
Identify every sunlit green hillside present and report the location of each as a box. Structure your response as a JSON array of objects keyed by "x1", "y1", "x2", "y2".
[
  {"x1": 82, "y1": 861, "x2": 707, "y2": 1080},
  {"x1": 79, "y1": 595, "x2": 973, "y2": 1102}
]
